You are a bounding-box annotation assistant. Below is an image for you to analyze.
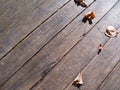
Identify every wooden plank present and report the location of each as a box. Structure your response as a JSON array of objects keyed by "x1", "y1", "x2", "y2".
[
  {"x1": 0, "y1": 0, "x2": 38, "y2": 17},
  {"x1": 29, "y1": 1, "x2": 120, "y2": 90},
  {"x1": 0, "y1": 0, "x2": 67, "y2": 22},
  {"x1": 0, "y1": 0, "x2": 94, "y2": 87},
  {"x1": 0, "y1": 0, "x2": 70, "y2": 59},
  {"x1": 0, "y1": 0, "x2": 67, "y2": 26},
  {"x1": 98, "y1": 62, "x2": 120, "y2": 90},
  {"x1": 0, "y1": 0, "x2": 41, "y2": 32}
]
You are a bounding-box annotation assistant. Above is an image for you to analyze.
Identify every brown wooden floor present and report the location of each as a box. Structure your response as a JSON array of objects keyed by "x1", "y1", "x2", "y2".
[{"x1": 0, "y1": 0, "x2": 120, "y2": 90}]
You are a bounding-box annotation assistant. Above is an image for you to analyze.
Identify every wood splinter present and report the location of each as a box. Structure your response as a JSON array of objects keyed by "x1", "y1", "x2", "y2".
[
  {"x1": 98, "y1": 44, "x2": 103, "y2": 54},
  {"x1": 82, "y1": 11, "x2": 96, "y2": 25},
  {"x1": 73, "y1": 72, "x2": 83, "y2": 88}
]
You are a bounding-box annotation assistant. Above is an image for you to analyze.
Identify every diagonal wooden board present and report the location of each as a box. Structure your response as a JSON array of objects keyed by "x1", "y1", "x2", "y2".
[
  {"x1": 30, "y1": 1, "x2": 120, "y2": 90},
  {"x1": 0, "y1": 0, "x2": 70, "y2": 59},
  {"x1": 0, "y1": 0, "x2": 94, "y2": 87},
  {"x1": 98, "y1": 62, "x2": 120, "y2": 90}
]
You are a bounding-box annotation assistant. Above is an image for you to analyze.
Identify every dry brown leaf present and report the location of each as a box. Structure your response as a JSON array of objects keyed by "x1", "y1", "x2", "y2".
[
  {"x1": 82, "y1": 11, "x2": 96, "y2": 25},
  {"x1": 74, "y1": 0, "x2": 87, "y2": 7},
  {"x1": 105, "y1": 26, "x2": 119, "y2": 37},
  {"x1": 73, "y1": 72, "x2": 83, "y2": 88},
  {"x1": 85, "y1": 11, "x2": 96, "y2": 19}
]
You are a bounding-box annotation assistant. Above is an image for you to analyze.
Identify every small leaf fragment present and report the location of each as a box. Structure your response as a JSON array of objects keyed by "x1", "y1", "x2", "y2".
[
  {"x1": 74, "y1": 0, "x2": 87, "y2": 7},
  {"x1": 82, "y1": 11, "x2": 96, "y2": 25},
  {"x1": 105, "y1": 26, "x2": 119, "y2": 38},
  {"x1": 85, "y1": 11, "x2": 96, "y2": 19},
  {"x1": 98, "y1": 44, "x2": 103, "y2": 54},
  {"x1": 73, "y1": 72, "x2": 83, "y2": 88}
]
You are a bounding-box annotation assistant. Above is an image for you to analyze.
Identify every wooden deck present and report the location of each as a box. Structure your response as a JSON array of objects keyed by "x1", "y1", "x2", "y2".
[{"x1": 0, "y1": 0, "x2": 120, "y2": 90}]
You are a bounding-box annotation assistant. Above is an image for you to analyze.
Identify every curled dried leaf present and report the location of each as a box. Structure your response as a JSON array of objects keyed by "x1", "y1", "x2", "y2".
[
  {"x1": 105, "y1": 26, "x2": 119, "y2": 37},
  {"x1": 74, "y1": 0, "x2": 87, "y2": 7},
  {"x1": 73, "y1": 72, "x2": 83, "y2": 88},
  {"x1": 85, "y1": 11, "x2": 96, "y2": 19},
  {"x1": 82, "y1": 11, "x2": 96, "y2": 25}
]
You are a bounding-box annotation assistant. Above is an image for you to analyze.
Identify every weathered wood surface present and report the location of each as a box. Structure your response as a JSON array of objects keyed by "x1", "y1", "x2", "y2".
[
  {"x1": 0, "y1": 0, "x2": 70, "y2": 59},
  {"x1": 0, "y1": 0, "x2": 94, "y2": 87},
  {"x1": 0, "y1": 0, "x2": 120, "y2": 90},
  {"x1": 0, "y1": 0, "x2": 47, "y2": 32},
  {"x1": 98, "y1": 62, "x2": 120, "y2": 90},
  {"x1": 0, "y1": 0, "x2": 40, "y2": 37},
  {"x1": 67, "y1": 27, "x2": 120, "y2": 90},
  {"x1": 77, "y1": 31, "x2": 120, "y2": 90},
  {"x1": 29, "y1": 0, "x2": 120, "y2": 90}
]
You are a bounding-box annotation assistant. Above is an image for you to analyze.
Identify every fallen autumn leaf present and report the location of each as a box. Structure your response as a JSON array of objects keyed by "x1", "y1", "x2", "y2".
[
  {"x1": 73, "y1": 72, "x2": 83, "y2": 88},
  {"x1": 82, "y1": 11, "x2": 96, "y2": 25},
  {"x1": 74, "y1": 0, "x2": 87, "y2": 7},
  {"x1": 105, "y1": 26, "x2": 119, "y2": 38}
]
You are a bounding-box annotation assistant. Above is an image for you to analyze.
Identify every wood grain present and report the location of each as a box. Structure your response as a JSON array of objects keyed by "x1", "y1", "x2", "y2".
[
  {"x1": 98, "y1": 62, "x2": 120, "y2": 90},
  {"x1": 1, "y1": 0, "x2": 120, "y2": 90},
  {"x1": 0, "y1": 0, "x2": 94, "y2": 87},
  {"x1": 0, "y1": 0, "x2": 44, "y2": 34},
  {"x1": 76, "y1": 29, "x2": 120, "y2": 90},
  {"x1": 30, "y1": 1, "x2": 120, "y2": 90},
  {"x1": 0, "y1": 0, "x2": 70, "y2": 59}
]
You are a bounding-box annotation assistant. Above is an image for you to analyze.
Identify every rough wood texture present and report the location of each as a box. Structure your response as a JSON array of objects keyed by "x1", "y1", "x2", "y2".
[
  {"x1": 29, "y1": 0, "x2": 120, "y2": 90},
  {"x1": 0, "y1": 0, "x2": 45, "y2": 32},
  {"x1": 98, "y1": 62, "x2": 120, "y2": 90},
  {"x1": 77, "y1": 28, "x2": 120, "y2": 90},
  {"x1": 0, "y1": 0, "x2": 70, "y2": 59},
  {"x1": 67, "y1": 2, "x2": 120, "y2": 90},
  {"x1": 0, "y1": 0, "x2": 120, "y2": 90},
  {"x1": 0, "y1": 0, "x2": 93, "y2": 87}
]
